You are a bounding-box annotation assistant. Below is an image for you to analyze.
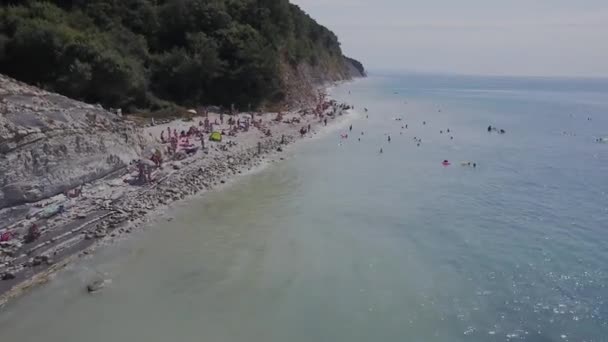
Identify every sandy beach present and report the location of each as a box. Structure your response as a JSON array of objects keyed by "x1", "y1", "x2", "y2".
[{"x1": 0, "y1": 95, "x2": 356, "y2": 307}]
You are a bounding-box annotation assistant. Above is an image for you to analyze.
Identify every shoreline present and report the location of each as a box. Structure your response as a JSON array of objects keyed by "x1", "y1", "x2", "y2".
[{"x1": 0, "y1": 90, "x2": 358, "y2": 307}]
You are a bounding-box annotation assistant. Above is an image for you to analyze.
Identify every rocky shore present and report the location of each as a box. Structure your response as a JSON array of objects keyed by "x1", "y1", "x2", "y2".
[{"x1": 0, "y1": 81, "x2": 355, "y2": 306}]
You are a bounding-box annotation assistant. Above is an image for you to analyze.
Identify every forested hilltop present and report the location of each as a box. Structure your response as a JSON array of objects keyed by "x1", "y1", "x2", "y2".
[{"x1": 0, "y1": 0, "x2": 364, "y2": 112}]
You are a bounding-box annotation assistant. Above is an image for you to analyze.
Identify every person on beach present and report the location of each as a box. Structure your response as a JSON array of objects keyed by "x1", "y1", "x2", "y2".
[
  {"x1": 0, "y1": 230, "x2": 12, "y2": 242},
  {"x1": 324, "y1": 118, "x2": 327, "y2": 126},
  {"x1": 488, "y1": 125, "x2": 492, "y2": 132},
  {"x1": 308, "y1": 124, "x2": 311, "y2": 133},
  {"x1": 25, "y1": 223, "x2": 41, "y2": 243},
  {"x1": 170, "y1": 136, "x2": 178, "y2": 154},
  {"x1": 151, "y1": 149, "x2": 163, "y2": 168},
  {"x1": 138, "y1": 160, "x2": 152, "y2": 184},
  {"x1": 160, "y1": 131, "x2": 166, "y2": 143}
]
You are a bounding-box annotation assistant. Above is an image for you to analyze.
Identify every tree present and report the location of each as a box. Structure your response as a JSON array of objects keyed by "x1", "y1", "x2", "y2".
[{"x1": 0, "y1": 0, "x2": 359, "y2": 111}]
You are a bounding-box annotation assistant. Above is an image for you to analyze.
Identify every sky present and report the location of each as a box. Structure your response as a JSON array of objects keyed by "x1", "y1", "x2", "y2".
[{"x1": 291, "y1": 0, "x2": 608, "y2": 77}]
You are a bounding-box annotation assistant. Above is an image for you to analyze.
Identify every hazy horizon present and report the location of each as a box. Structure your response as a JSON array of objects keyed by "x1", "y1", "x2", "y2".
[{"x1": 292, "y1": 0, "x2": 608, "y2": 78}]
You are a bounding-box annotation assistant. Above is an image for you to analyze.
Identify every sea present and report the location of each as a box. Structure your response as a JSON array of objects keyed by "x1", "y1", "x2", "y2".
[{"x1": 1, "y1": 72, "x2": 607, "y2": 342}]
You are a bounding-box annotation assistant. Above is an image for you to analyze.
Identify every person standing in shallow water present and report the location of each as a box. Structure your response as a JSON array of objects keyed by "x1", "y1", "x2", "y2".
[
  {"x1": 388, "y1": 135, "x2": 391, "y2": 143},
  {"x1": 349, "y1": 124, "x2": 352, "y2": 132}
]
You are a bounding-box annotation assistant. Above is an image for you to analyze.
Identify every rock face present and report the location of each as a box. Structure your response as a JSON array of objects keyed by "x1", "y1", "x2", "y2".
[
  {"x1": 0, "y1": 75, "x2": 149, "y2": 209},
  {"x1": 343, "y1": 57, "x2": 366, "y2": 78},
  {"x1": 280, "y1": 57, "x2": 365, "y2": 108}
]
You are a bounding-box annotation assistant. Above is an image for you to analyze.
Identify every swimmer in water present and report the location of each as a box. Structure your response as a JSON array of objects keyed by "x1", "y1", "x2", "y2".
[
  {"x1": 388, "y1": 135, "x2": 391, "y2": 143},
  {"x1": 423, "y1": 121, "x2": 426, "y2": 125},
  {"x1": 379, "y1": 148, "x2": 383, "y2": 154}
]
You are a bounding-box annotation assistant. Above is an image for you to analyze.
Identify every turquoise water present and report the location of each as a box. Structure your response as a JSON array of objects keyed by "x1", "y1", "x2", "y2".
[{"x1": 1, "y1": 73, "x2": 607, "y2": 342}]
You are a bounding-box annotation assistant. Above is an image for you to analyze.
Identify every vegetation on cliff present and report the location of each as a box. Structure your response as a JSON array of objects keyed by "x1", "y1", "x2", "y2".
[{"x1": 0, "y1": 0, "x2": 362, "y2": 111}]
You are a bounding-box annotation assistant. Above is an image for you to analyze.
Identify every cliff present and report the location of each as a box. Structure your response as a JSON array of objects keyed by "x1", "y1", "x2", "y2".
[
  {"x1": 281, "y1": 56, "x2": 365, "y2": 108},
  {"x1": 0, "y1": 0, "x2": 365, "y2": 209},
  {"x1": 0, "y1": 0, "x2": 364, "y2": 111},
  {"x1": 0, "y1": 75, "x2": 150, "y2": 209}
]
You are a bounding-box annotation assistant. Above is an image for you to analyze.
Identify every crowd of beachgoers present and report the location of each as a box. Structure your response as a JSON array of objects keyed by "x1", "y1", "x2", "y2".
[{"x1": 0, "y1": 91, "x2": 354, "y2": 304}]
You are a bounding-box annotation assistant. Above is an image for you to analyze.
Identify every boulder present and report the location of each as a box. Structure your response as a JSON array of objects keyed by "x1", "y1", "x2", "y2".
[
  {"x1": 1, "y1": 272, "x2": 16, "y2": 280},
  {"x1": 86, "y1": 279, "x2": 105, "y2": 293}
]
